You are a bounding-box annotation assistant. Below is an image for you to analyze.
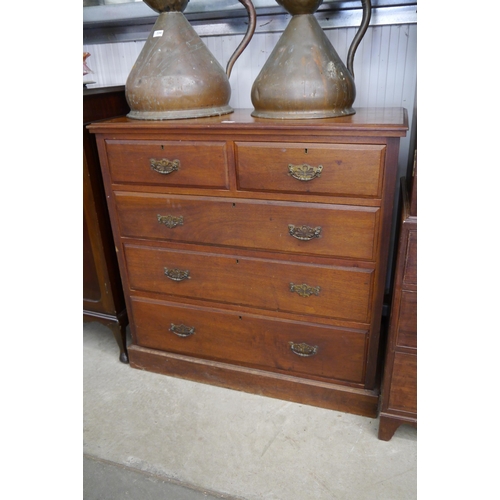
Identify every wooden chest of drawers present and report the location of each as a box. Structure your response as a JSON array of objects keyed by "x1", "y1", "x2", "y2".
[{"x1": 89, "y1": 108, "x2": 407, "y2": 417}]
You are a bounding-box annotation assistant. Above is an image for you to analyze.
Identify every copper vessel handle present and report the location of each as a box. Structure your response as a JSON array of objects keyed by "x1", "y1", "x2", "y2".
[
  {"x1": 346, "y1": 0, "x2": 372, "y2": 78},
  {"x1": 288, "y1": 163, "x2": 323, "y2": 181},
  {"x1": 226, "y1": 0, "x2": 257, "y2": 78},
  {"x1": 289, "y1": 342, "x2": 318, "y2": 357},
  {"x1": 169, "y1": 323, "x2": 195, "y2": 338}
]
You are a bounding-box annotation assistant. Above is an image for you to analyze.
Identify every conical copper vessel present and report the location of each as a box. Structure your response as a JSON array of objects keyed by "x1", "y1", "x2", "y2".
[
  {"x1": 126, "y1": 0, "x2": 256, "y2": 120},
  {"x1": 251, "y1": 0, "x2": 371, "y2": 119}
]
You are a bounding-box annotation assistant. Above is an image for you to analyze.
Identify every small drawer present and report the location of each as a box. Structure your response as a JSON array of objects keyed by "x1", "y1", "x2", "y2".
[
  {"x1": 235, "y1": 142, "x2": 385, "y2": 198},
  {"x1": 105, "y1": 140, "x2": 229, "y2": 189},
  {"x1": 124, "y1": 244, "x2": 374, "y2": 323},
  {"x1": 115, "y1": 193, "x2": 380, "y2": 261},
  {"x1": 131, "y1": 296, "x2": 368, "y2": 383},
  {"x1": 395, "y1": 290, "x2": 417, "y2": 349}
]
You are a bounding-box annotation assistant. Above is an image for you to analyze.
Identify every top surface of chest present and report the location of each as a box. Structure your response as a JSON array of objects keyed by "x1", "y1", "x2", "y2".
[{"x1": 88, "y1": 108, "x2": 408, "y2": 138}]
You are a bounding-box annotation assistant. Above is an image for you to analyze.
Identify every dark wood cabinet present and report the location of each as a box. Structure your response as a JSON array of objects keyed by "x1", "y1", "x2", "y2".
[
  {"x1": 89, "y1": 109, "x2": 407, "y2": 415},
  {"x1": 83, "y1": 86, "x2": 130, "y2": 363},
  {"x1": 378, "y1": 156, "x2": 417, "y2": 440}
]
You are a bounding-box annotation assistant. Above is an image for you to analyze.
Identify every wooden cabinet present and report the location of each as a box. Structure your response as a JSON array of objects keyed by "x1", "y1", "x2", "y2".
[
  {"x1": 89, "y1": 109, "x2": 407, "y2": 416},
  {"x1": 83, "y1": 86, "x2": 130, "y2": 363},
  {"x1": 378, "y1": 158, "x2": 417, "y2": 439}
]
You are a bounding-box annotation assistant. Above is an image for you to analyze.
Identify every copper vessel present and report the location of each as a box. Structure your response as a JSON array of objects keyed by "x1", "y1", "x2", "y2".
[
  {"x1": 126, "y1": 0, "x2": 256, "y2": 120},
  {"x1": 251, "y1": 0, "x2": 372, "y2": 119}
]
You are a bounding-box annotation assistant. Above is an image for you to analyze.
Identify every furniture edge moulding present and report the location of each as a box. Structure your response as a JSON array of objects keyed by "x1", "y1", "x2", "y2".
[{"x1": 86, "y1": 108, "x2": 409, "y2": 139}]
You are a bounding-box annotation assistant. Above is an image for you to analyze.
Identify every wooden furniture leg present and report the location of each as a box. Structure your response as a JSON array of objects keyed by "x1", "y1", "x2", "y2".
[{"x1": 378, "y1": 414, "x2": 417, "y2": 441}]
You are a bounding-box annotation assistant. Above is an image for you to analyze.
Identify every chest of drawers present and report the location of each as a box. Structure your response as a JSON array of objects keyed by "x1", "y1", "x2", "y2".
[
  {"x1": 378, "y1": 160, "x2": 417, "y2": 439},
  {"x1": 89, "y1": 108, "x2": 407, "y2": 417}
]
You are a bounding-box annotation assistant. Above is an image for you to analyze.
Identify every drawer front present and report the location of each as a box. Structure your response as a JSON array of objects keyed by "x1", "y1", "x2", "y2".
[
  {"x1": 125, "y1": 244, "x2": 374, "y2": 323},
  {"x1": 235, "y1": 142, "x2": 385, "y2": 197},
  {"x1": 105, "y1": 140, "x2": 229, "y2": 189},
  {"x1": 395, "y1": 290, "x2": 417, "y2": 349},
  {"x1": 388, "y1": 352, "x2": 417, "y2": 414},
  {"x1": 115, "y1": 193, "x2": 380, "y2": 261},
  {"x1": 131, "y1": 297, "x2": 368, "y2": 383}
]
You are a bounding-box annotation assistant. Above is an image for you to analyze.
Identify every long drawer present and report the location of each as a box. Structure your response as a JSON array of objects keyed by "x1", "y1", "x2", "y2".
[
  {"x1": 235, "y1": 142, "x2": 386, "y2": 198},
  {"x1": 131, "y1": 296, "x2": 368, "y2": 383},
  {"x1": 124, "y1": 244, "x2": 374, "y2": 323},
  {"x1": 105, "y1": 140, "x2": 229, "y2": 189},
  {"x1": 115, "y1": 193, "x2": 380, "y2": 261}
]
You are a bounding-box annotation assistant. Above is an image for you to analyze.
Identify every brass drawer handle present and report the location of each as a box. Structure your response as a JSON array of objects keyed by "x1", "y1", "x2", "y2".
[
  {"x1": 288, "y1": 224, "x2": 322, "y2": 241},
  {"x1": 157, "y1": 214, "x2": 183, "y2": 228},
  {"x1": 164, "y1": 268, "x2": 190, "y2": 281},
  {"x1": 288, "y1": 163, "x2": 323, "y2": 181},
  {"x1": 289, "y1": 342, "x2": 318, "y2": 357},
  {"x1": 150, "y1": 158, "x2": 180, "y2": 175},
  {"x1": 169, "y1": 323, "x2": 195, "y2": 337},
  {"x1": 290, "y1": 283, "x2": 321, "y2": 298}
]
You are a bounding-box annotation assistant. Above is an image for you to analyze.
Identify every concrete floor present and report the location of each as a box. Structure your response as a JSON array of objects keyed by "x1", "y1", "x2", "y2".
[{"x1": 83, "y1": 321, "x2": 417, "y2": 500}]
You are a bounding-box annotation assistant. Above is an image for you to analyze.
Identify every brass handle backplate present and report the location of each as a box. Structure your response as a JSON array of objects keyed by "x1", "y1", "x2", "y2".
[
  {"x1": 150, "y1": 158, "x2": 180, "y2": 175},
  {"x1": 288, "y1": 163, "x2": 323, "y2": 181},
  {"x1": 288, "y1": 224, "x2": 322, "y2": 241},
  {"x1": 169, "y1": 323, "x2": 195, "y2": 337},
  {"x1": 164, "y1": 268, "x2": 190, "y2": 282},
  {"x1": 290, "y1": 283, "x2": 321, "y2": 298},
  {"x1": 289, "y1": 342, "x2": 318, "y2": 357},
  {"x1": 157, "y1": 214, "x2": 183, "y2": 228}
]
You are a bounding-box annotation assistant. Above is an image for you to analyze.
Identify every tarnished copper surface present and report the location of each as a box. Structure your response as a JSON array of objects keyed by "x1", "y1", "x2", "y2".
[
  {"x1": 144, "y1": 0, "x2": 190, "y2": 12},
  {"x1": 126, "y1": 0, "x2": 256, "y2": 120},
  {"x1": 251, "y1": 0, "x2": 372, "y2": 119}
]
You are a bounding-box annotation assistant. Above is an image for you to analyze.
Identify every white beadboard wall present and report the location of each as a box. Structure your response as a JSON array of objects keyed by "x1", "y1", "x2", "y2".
[{"x1": 83, "y1": 22, "x2": 417, "y2": 289}]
